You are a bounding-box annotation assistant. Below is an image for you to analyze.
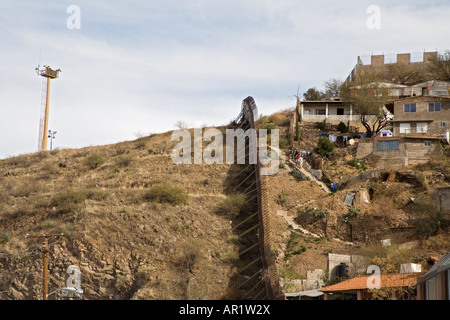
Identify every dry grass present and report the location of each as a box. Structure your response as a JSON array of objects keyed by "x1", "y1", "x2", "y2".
[{"x1": 143, "y1": 184, "x2": 188, "y2": 205}]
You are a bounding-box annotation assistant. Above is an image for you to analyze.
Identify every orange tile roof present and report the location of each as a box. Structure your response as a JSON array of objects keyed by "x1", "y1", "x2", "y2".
[{"x1": 319, "y1": 273, "x2": 425, "y2": 292}]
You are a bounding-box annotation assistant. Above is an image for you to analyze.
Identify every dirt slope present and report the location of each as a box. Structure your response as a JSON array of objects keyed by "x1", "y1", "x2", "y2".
[{"x1": 0, "y1": 130, "x2": 241, "y2": 300}]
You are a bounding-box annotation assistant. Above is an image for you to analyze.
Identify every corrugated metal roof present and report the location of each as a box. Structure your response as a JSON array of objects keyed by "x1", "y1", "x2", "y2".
[{"x1": 418, "y1": 252, "x2": 450, "y2": 284}]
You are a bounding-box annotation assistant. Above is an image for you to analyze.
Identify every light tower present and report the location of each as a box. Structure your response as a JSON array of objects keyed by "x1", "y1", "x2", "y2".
[{"x1": 36, "y1": 65, "x2": 61, "y2": 151}]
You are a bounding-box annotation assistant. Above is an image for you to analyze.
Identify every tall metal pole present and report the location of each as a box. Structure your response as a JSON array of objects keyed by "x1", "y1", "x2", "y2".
[
  {"x1": 48, "y1": 130, "x2": 56, "y2": 150},
  {"x1": 41, "y1": 78, "x2": 51, "y2": 151}
]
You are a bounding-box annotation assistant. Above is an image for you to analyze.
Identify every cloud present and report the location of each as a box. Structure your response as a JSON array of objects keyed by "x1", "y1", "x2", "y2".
[{"x1": 0, "y1": 1, "x2": 449, "y2": 158}]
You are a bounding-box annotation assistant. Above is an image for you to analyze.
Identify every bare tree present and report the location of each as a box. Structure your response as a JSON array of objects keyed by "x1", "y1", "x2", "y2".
[
  {"x1": 175, "y1": 120, "x2": 188, "y2": 130},
  {"x1": 427, "y1": 50, "x2": 450, "y2": 81},
  {"x1": 323, "y1": 78, "x2": 344, "y2": 98},
  {"x1": 383, "y1": 63, "x2": 428, "y2": 85},
  {"x1": 341, "y1": 72, "x2": 392, "y2": 137}
]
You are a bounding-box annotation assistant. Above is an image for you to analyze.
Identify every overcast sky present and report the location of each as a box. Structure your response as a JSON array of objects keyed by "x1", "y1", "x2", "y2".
[{"x1": 0, "y1": 0, "x2": 449, "y2": 158}]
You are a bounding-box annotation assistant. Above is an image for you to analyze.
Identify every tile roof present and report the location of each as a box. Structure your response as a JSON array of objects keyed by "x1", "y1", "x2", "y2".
[{"x1": 319, "y1": 273, "x2": 425, "y2": 292}]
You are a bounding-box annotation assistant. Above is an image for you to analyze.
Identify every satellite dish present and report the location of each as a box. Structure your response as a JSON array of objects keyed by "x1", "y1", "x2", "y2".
[{"x1": 61, "y1": 287, "x2": 84, "y2": 298}]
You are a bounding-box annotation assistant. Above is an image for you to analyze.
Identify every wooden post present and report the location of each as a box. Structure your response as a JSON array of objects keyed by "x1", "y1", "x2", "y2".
[
  {"x1": 25, "y1": 233, "x2": 63, "y2": 300},
  {"x1": 42, "y1": 236, "x2": 49, "y2": 300},
  {"x1": 357, "y1": 290, "x2": 363, "y2": 300}
]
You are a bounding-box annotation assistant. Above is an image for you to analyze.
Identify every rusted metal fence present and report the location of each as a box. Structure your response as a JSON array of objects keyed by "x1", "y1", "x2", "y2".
[{"x1": 239, "y1": 97, "x2": 284, "y2": 300}]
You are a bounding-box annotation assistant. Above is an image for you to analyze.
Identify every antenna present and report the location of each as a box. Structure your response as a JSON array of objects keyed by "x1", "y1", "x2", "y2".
[{"x1": 36, "y1": 65, "x2": 61, "y2": 151}]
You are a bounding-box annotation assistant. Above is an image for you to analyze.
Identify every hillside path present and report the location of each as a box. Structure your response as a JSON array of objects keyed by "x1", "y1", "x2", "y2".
[{"x1": 287, "y1": 159, "x2": 331, "y2": 193}]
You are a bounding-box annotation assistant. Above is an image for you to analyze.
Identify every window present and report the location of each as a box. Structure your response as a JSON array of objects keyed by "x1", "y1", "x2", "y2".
[
  {"x1": 441, "y1": 122, "x2": 446, "y2": 128},
  {"x1": 316, "y1": 109, "x2": 326, "y2": 115},
  {"x1": 426, "y1": 278, "x2": 437, "y2": 300},
  {"x1": 424, "y1": 141, "x2": 432, "y2": 147},
  {"x1": 399, "y1": 123, "x2": 411, "y2": 134},
  {"x1": 429, "y1": 102, "x2": 441, "y2": 112},
  {"x1": 378, "y1": 140, "x2": 399, "y2": 151},
  {"x1": 404, "y1": 103, "x2": 416, "y2": 113},
  {"x1": 417, "y1": 123, "x2": 428, "y2": 134},
  {"x1": 337, "y1": 108, "x2": 344, "y2": 115}
]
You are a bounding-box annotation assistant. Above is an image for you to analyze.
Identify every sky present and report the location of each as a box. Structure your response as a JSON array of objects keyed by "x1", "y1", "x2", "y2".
[{"x1": 0, "y1": 0, "x2": 449, "y2": 159}]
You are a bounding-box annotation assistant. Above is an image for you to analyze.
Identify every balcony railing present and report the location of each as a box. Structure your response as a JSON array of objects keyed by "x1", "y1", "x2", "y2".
[{"x1": 301, "y1": 114, "x2": 376, "y2": 122}]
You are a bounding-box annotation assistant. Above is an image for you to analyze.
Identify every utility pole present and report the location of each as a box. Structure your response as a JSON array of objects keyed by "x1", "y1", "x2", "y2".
[{"x1": 25, "y1": 233, "x2": 64, "y2": 300}]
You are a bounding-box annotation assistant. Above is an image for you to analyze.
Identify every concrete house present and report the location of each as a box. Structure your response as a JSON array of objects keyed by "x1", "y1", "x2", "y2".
[
  {"x1": 298, "y1": 99, "x2": 377, "y2": 132},
  {"x1": 300, "y1": 100, "x2": 353, "y2": 123},
  {"x1": 391, "y1": 96, "x2": 450, "y2": 137},
  {"x1": 355, "y1": 93, "x2": 450, "y2": 169},
  {"x1": 356, "y1": 135, "x2": 443, "y2": 169}
]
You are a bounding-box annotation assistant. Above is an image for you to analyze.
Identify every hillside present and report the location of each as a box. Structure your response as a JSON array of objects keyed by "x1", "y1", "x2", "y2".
[
  {"x1": 0, "y1": 129, "x2": 243, "y2": 299},
  {"x1": 0, "y1": 109, "x2": 449, "y2": 300},
  {"x1": 266, "y1": 113, "x2": 449, "y2": 292}
]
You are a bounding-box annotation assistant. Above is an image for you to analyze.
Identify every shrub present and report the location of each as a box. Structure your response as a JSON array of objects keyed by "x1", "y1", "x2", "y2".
[
  {"x1": 348, "y1": 158, "x2": 367, "y2": 170},
  {"x1": 315, "y1": 122, "x2": 326, "y2": 130},
  {"x1": 84, "y1": 153, "x2": 105, "y2": 169},
  {"x1": 42, "y1": 220, "x2": 55, "y2": 229},
  {"x1": 290, "y1": 168, "x2": 310, "y2": 181},
  {"x1": 412, "y1": 197, "x2": 442, "y2": 237},
  {"x1": 0, "y1": 233, "x2": 11, "y2": 244},
  {"x1": 315, "y1": 137, "x2": 335, "y2": 157},
  {"x1": 337, "y1": 122, "x2": 348, "y2": 133},
  {"x1": 258, "y1": 116, "x2": 276, "y2": 130},
  {"x1": 144, "y1": 184, "x2": 188, "y2": 205},
  {"x1": 73, "y1": 210, "x2": 83, "y2": 220},
  {"x1": 179, "y1": 240, "x2": 203, "y2": 272},
  {"x1": 63, "y1": 224, "x2": 75, "y2": 237},
  {"x1": 279, "y1": 136, "x2": 290, "y2": 149},
  {"x1": 341, "y1": 207, "x2": 360, "y2": 223},
  {"x1": 313, "y1": 209, "x2": 329, "y2": 219},
  {"x1": 50, "y1": 189, "x2": 87, "y2": 214},
  {"x1": 135, "y1": 140, "x2": 147, "y2": 150},
  {"x1": 115, "y1": 154, "x2": 133, "y2": 167},
  {"x1": 216, "y1": 193, "x2": 247, "y2": 217},
  {"x1": 222, "y1": 250, "x2": 240, "y2": 262},
  {"x1": 277, "y1": 191, "x2": 288, "y2": 206},
  {"x1": 298, "y1": 207, "x2": 328, "y2": 219},
  {"x1": 270, "y1": 112, "x2": 290, "y2": 126}
]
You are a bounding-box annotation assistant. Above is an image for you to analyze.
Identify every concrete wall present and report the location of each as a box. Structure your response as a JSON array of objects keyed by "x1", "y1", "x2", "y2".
[
  {"x1": 356, "y1": 138, "x2": 438, "y2": 169},
  {"x1": 356, "y1": 142, "x2": 374, "y2": 159},
  {"x1": 281, "y1": 269, "x2": 325, "y2": 293},
  {"x1": 328, "y1": 253, "x2": 366, "y2": 280}
]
